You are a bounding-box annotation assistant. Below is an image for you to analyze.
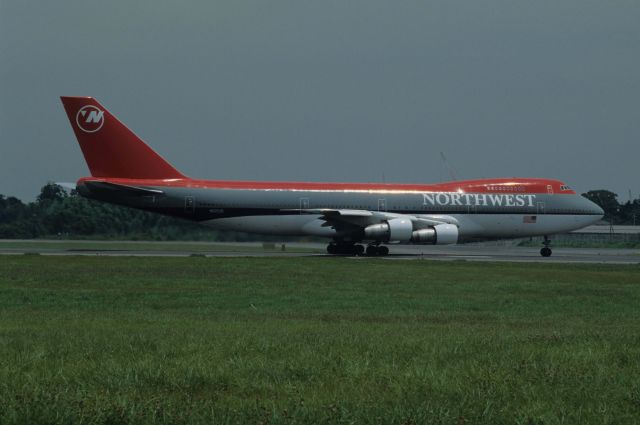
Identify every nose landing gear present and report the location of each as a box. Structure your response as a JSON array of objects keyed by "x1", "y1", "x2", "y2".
[{"x1": 540, "y1": 236, "x2": 552, "y2": 257}]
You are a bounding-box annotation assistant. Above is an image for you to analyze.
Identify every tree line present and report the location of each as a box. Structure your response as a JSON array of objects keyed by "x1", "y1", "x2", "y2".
[
  {"x1": 0, "y1": 183, "x2": 254, "y2": 240},
  {"x1": 582, "y1": 190, "x2": 640, "y2": 226},
  {"x1": 0, "y1": 184, "x2": 638, "y2": 240}
]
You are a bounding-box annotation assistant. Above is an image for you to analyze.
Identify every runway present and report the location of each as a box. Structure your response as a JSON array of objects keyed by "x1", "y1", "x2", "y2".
[
  {"x1": 373, "y1": 245, "x2": 640, "y2": 264},
  {"x1": 0, "y1": 240, "x2": 638, "y2": 264}
]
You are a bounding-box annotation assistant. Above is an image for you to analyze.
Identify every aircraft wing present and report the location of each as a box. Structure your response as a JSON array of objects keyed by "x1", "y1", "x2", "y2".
[
  {"x1": 298, "y1": 209, "x2": 374, "y2": 217},
  {"x1": 291, "y1": 208, "x2": 459, "y2": 230},
  {"x1": 412, "y1": 214, "x2": 459, "y2": 227}
]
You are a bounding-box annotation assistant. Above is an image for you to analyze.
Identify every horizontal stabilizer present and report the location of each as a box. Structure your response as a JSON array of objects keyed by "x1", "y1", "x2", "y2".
[
  {"x1": 83, "y1": 180, "x2": 164, "y2": 196},
  {"x1": 54, "y1": 182, "x2": 77, "y2": 192}
]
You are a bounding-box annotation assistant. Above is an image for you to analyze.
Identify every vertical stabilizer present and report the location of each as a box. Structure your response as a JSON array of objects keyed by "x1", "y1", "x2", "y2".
[{"x1": 60, "y1": 97, "x2": 186, "y2": 179}]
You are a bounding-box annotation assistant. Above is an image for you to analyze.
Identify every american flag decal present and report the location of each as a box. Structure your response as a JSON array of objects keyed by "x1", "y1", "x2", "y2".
[{"x1": 523, "y1": 215, "x2": 537, "y2": 223}]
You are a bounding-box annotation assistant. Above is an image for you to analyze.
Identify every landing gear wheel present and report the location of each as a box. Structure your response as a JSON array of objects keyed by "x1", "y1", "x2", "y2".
[
  {"x1": 327, "y1": 243, "x2": 362, "y2": 256},
  {"x1": 365, "y1": 245, "x2": 389, "y2": 256},
  {"x1": 540, "y1": 235, "x2": 552, "y2": 257},
  {"x1": 540, "y1": 247, "x2": 552, "y2": 257}
]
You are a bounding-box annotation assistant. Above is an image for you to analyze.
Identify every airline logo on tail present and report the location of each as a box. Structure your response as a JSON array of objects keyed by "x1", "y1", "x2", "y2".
[{"x1": 76, "y1": 105, "x2": 104, "y2": 133}]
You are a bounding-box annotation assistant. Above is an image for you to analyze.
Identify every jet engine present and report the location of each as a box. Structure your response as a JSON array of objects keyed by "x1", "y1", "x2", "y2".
[
  {"x1": 363, "y1": 218, "x2": 413, "y2": 242},
  {"x1": 363, "y1": 220, "x2": 458, "y2": 245},
  {"x1": 410, "y1": 223, "x2": 458, "y2": 245}
]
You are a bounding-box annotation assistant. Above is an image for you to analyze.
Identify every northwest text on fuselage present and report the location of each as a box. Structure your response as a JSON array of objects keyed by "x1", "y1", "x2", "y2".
[{"x1": 422, "y1": 193, "x2": 536, "y2": 207}]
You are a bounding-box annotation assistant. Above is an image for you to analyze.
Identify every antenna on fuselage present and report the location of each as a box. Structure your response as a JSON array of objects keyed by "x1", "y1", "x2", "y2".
[{"x1": 440, "y1": 152, "x2": 458, "y2": 182}]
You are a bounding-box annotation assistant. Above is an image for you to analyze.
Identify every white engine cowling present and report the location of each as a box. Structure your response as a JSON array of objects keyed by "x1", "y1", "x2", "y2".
[
  {"x1": 363, "y1": 217, "x2": 413, "y2": 242},
  {"x1": 412, "y1": 223, "x2": 458, "y2": 245},
  {"x1": 363, "y1": 220, "x2": 458, "y2": 245},
  {"x1": 388, "y1": 218, "x2": 413, "y2": 242}
]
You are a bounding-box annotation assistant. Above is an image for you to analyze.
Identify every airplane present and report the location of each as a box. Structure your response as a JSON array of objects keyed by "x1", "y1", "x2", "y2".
[{"x1": 60, "y1": 96, "x2": 604, "y2": 257}]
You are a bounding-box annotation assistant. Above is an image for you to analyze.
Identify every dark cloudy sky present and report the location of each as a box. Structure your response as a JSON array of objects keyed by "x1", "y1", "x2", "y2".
[{"x1": 1, "y1": 0, "x2": 638, "y2": 201}]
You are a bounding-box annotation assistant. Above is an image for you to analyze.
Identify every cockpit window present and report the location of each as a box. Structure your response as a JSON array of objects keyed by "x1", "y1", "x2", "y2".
[{"x1": 560, "y1": 185, "x2": 571, "y2": 191}]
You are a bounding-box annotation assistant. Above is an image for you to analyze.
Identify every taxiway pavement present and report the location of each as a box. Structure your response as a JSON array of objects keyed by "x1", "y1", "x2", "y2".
[{"x1": 0, "y1": 241, "x2": 638, "y2": 264}]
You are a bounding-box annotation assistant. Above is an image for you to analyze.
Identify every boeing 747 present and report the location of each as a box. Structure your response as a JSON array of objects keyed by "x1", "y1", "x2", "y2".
[{"x1": 61, "y1": 97, "x2": 604, "y2": 256}]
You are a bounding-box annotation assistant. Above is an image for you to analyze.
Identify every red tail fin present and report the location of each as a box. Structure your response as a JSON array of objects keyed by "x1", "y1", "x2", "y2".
[{"x1": 60, "y1": 97, "x2": 186, "y2": 179}]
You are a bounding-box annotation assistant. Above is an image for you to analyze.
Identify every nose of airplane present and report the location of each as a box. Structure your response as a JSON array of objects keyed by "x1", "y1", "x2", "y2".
[
  {"x1": 589, "y1": 199, "x2": 605, "y2": 217},
  {"x1": 583, "y1": 197, "x2": 605, "y2": 222}
]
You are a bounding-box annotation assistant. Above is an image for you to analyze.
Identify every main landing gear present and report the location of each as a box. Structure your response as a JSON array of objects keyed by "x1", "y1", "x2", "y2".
[
  {"x1": 366, "y1": 245, "x2": 389, "y2": 256},
  {"x1": 327, "y1": 243, "x2": 364, "y2": 256},
  {"x1": 540, "y1": 236, "x2": 552, "y2": 257},
  {"x1": 326, "y1": 242, "x2": 389, "y2": 256}
]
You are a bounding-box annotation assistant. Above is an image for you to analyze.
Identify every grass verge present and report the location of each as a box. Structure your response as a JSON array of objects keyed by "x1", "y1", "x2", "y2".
[{"x1": 1, "y1": 257, "x2": 639, "y2": 424}]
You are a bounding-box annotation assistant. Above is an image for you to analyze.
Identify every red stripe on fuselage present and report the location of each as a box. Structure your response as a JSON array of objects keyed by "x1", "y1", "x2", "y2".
[{"x1": 76, "y1": 177, "x2": 576, "y2": 195}]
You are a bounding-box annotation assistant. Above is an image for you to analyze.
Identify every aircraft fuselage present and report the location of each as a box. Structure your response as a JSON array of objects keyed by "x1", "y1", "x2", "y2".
[{"x1": 76, "y1": 177, "x2": 603, "y2": 243}]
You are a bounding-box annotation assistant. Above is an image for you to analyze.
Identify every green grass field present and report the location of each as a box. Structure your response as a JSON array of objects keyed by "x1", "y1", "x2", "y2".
[
  {"x1": 0, "y1": 240, "x2": 321, "y2": 253},
  {"x1": 1, "y1": 256, "x2": 639, "y2": 424}
]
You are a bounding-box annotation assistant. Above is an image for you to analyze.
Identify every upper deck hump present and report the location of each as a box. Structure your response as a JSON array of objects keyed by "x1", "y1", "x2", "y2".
[{"x1": 76, "y1": 177, "x2": 576, "y2": 195}]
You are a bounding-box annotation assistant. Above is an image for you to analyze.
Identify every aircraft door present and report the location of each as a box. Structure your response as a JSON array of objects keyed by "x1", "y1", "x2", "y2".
[
  {"x1": 536, "y1": 201, "x2": 545, "y2": 215},
  {"x1": 184, "y1": 196, "x2": 195, "y2": 215},
  {"x1": 378, "y1": 198, "x2": 386, "y2": 211}
]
